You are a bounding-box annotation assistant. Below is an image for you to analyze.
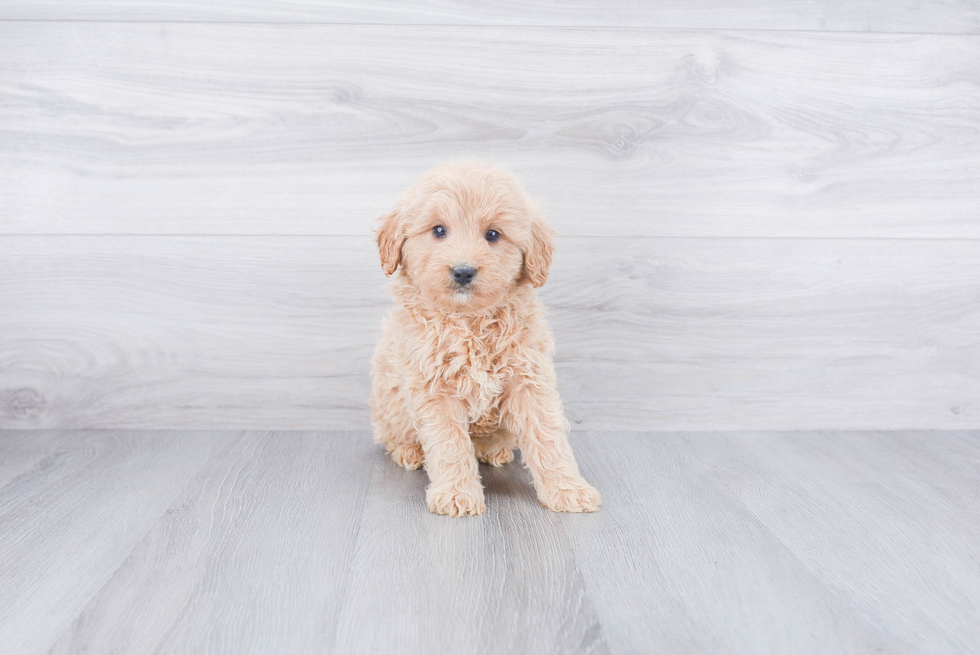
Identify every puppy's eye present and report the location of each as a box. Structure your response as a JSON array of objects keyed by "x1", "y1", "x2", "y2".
[
  {"x1": 432, "y1": 225, "x2": 447, "y2": 239},
  {"x1": 485, "y1": 229, "x2": 501, "y2": 243}
]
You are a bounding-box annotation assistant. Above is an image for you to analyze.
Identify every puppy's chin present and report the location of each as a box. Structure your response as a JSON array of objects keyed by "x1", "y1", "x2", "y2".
[
  {"x1": 448, "y1": 287, "x2": 485, "y2": 312},
  {"x1": 423, "y1": 284, "x2": 498, "y2": 315}
]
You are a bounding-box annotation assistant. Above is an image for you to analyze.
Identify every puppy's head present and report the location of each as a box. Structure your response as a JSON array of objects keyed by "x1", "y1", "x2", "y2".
[{"x1": 376, "y1": 161, "x2": 554, "y2": 314}]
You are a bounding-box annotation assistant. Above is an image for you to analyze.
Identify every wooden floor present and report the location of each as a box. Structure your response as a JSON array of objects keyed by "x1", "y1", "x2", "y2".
[{"x1": 1, "y1": 430, "x2": 978, "y2": 654}]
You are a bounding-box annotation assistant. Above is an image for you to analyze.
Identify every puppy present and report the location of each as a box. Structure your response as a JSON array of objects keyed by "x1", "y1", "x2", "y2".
[{"x1": 370, "y1": 160, "x2": 601, "y2": 517}]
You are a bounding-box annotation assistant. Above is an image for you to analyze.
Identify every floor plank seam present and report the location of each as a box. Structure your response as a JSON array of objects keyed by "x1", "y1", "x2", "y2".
[{"x1": 323, "y1": 446, "x2": 382, "y2": 654}]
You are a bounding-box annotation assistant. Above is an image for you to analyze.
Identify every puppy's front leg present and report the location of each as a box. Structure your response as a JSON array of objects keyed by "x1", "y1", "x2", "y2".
[
  {"x1": 503, "y1": 383, "x2": 601, "y2": 513},
  {"x1": 414, "y1": 396, "x2": 486, "y2": 517}
]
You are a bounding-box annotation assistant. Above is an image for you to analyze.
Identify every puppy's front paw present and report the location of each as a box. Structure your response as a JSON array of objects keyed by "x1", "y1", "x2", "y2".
[
  {"x1": 538, "y1": 478, "x2": 602, "y2": 513},
  {"x1": 426, "y1": 485, "x2": 486, "y2": 517}
]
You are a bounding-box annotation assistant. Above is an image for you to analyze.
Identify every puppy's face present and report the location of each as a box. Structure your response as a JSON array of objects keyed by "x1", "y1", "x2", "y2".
[{"x1": 376, "y1": 163, "x2": 554, "y2": 314}]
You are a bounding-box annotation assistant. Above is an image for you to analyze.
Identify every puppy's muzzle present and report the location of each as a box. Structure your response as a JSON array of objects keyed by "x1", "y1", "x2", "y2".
[{"x1": 451, "y1": 265, "x2": 478, "y2": 286}]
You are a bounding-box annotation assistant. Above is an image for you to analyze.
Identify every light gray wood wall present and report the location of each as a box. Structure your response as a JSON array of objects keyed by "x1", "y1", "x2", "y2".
[
  {"x1": 4, "y1": 24, "x2": 980, "y2": 237},
  {"x1": 3, "y1": 1, "x2": 980, "y2": 32},
  {"x1": 1, "y1": 3, "x2": 978, "y2": 430}
]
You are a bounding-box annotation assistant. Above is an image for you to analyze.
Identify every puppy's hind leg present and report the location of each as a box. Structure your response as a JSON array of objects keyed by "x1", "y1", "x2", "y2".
[
  {"x1": 385, "y1": 434, "x2": 425, "y2": 471},
  {"x1": 370, "y1": 360, "x2": 424, "y2": 471},
  {"x1": 473, "y1": 428, "x2": 516, "y2": 467}
]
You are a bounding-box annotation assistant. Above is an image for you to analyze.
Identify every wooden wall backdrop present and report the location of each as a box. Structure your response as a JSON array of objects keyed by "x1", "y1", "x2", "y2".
[{"x1": 1, "y1": 3, "x2": 978, "y2": 430}]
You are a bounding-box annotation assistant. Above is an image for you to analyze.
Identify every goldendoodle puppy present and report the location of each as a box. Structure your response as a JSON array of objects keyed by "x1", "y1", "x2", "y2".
[{"x1": 371, "y1": 160, "x2": 601, "y2": 517}]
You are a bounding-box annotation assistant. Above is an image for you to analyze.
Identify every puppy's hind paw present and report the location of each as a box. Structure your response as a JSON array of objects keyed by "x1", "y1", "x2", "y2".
[
  {"x1": 539, "y1": 479, "x2": 602, "y2": 513},
  {"x1": 389, "y1": 443, "x2": 424, "y2": 471},
  {"x1": 426, "y1": 485, "x2": 486, "y2": 517},
  {"x1": 476, "y1": 445, "x2": 514, "y2": 467}
]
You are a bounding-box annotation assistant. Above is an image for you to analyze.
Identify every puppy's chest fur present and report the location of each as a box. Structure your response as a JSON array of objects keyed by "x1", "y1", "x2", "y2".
[
  {"x1": 435, "y1": 319, "x2": 518, "y2": 427},
  {"x1": 399, "y1": 299, "x2": 549, "y2": 430}
]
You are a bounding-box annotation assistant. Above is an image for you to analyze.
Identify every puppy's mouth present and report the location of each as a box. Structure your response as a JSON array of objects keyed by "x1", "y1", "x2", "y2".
[{"x1": 451, "y1": 284, "x2": 474, "y2": 304}]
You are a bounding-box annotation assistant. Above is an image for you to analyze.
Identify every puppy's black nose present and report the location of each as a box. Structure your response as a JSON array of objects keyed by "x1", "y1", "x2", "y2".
[{"x1": 451, "y1": 265, "x2": 477, "y2": 286}]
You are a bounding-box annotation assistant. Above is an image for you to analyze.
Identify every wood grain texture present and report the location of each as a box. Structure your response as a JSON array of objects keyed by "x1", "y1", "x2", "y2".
[
  {"x1": 563, "y1": 432, "x2": 908, "y2": 654},
  {"x1": 45, "y1": 431, "x2": 374, "y2": 654},
  {"x1": 1, "y1": 1, "x2": 979, "y2": 32},
  {"x1": 0, "y1": 236, "x2": 385, "y2": 430},
  {"x1": 332, "y1": 449, "x2": 609, "y2": 655},
  {"x1": 553, "y1": 236, "x2": 980, "y2": 430},
  {"x1": 2, "y1": 430, "x2": 978, "y2": 654},
  {"x1": 2, "y1": 24, "x2": 979, "y2": 237},
  {"x1": 0, "y1": 429, "x2": 75, "y2": 490},
  {"x1": 0, "y1": 430, "x2": 234, "y2": 654},
  {"x1": 694, "y1": 430, "x2": 980, "y2": 652},
  {"x1": 1, "y1": 235, "x2": 978, "y2": 431},
  {"x1": 562, "y1": 430, "x2": 980, "y2": 653}
]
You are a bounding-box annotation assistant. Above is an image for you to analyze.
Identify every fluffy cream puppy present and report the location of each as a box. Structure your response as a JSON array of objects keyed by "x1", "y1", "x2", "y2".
[{"x1": 371, "y1": 160, "x2": 601, "y2": 517}]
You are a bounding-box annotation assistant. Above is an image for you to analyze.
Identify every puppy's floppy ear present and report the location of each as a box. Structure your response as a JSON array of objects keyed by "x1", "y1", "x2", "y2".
[
  {"x1": 523, "y1": 208, "x2": 555, "y2": 288},
  {"x1": 376, "y1": 210, "x2": 404, "y2": 276}
]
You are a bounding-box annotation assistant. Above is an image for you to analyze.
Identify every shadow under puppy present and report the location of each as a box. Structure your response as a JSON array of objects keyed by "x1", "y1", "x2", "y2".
[{"x1": 371, "y1": 160, "x2": 601, "y2": 517}]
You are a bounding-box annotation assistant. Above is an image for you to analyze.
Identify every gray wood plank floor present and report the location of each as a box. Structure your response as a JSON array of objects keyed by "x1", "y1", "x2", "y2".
[{"x1": 1, "y1": 430, "x2": 978, "y2": 654}]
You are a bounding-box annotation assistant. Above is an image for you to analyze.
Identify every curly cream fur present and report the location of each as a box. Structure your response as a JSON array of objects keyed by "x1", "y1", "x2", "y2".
[{"x1": 370, "y1": 160, "x2": 601, "y2": 517}]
